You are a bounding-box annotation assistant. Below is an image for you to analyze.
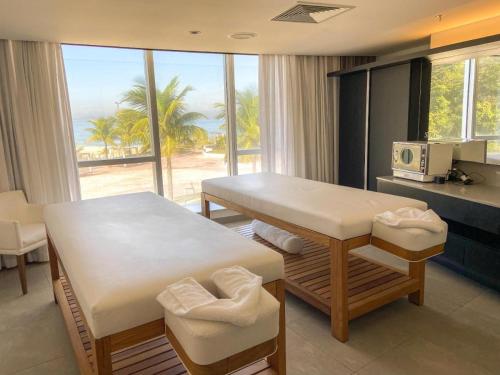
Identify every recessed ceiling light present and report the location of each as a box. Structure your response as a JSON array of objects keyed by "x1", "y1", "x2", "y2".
[
  {"x1": 189, "y1": 30, "x2": 201, "y2": 35},
  {"x1": 229, "y1": 32, "x2": 257, "y2": 40}
]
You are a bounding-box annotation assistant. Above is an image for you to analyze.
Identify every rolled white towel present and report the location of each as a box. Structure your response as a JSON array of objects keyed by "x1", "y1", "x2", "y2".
[
  {"x1": 157, "y1": 266, "x2": 265, "y2": 327},
  {"x1": 373, "y1": 207, "x2": 446, "y2": 233},
  {"x1": 252, "y1": 220, "x2": 304, "y2": 254}
]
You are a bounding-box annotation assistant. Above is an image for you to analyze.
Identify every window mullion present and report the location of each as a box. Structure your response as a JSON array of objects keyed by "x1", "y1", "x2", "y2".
[
  {"x1": 463, "y1": 58, "x2": 476, "y2": 139},
  {"x1": 467, "y1": 58, "x2": 477, "y2": 139},
  {"x1": 144, "y1": 50, "x2": 164, "y2": 196},
  {"x1": 224, "y1": 54, "x2": 238, "y2": 176},
  {"x1": 461, "y1": 60, "x2": 470, "y2": 138}
]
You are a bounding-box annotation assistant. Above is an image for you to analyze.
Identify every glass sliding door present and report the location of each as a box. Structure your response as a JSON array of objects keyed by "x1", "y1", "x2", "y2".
[
  {"x1": 63, "y1": 45, "x2": 157, "y2": 199},
  {"x1": 152, "y1": 51, "x2": 227, "y2": 206},
  {"x1": 234, "y1": 55, "x2": 261, "y2": 174}
]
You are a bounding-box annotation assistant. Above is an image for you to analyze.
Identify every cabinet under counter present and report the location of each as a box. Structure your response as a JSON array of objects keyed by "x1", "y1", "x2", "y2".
[{"x1": 377, "y1": 176, "x2": 500, "y2": 291}]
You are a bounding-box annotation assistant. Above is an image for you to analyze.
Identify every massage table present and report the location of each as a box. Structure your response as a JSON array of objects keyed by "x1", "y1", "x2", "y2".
[
  {"x1": 44, "y1": 192, "x2": 286, "y2": 375},
  {"x1": 201, "y1": 173, "x2": 447, "y2": 342}
]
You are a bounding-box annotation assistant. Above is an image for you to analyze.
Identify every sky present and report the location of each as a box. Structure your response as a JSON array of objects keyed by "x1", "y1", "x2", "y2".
[{"x1": 62, "y1": 45, "x2": 258, "y2": 121}]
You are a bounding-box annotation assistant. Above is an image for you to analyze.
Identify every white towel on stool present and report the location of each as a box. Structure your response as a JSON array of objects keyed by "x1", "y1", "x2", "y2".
[
  {"x1": 373, "y1": 207, "x2": 446, "y2": 233},
  {"x1": 156, "y1": 266, "x2": 263, "y2": 327},
  {"x1": 252, "y1": 220, "x2": 304, "y2": 254}
]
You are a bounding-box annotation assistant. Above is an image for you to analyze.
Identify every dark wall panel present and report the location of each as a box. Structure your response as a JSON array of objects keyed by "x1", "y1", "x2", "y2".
[
  {"x1": 338, "y1": 71, "x2": 367, "y2": 189},
  {"x1": 408, "y1": 58, "x2": 431, "y2": 141},
  {"x1": 368, "y1": 64, "x2": 411, "y2": 191}
]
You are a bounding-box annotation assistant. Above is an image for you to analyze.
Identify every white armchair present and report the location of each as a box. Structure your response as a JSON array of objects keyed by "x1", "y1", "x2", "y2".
[{"x1": 0, "y1": 190, "x2": 47, "y2": 294}]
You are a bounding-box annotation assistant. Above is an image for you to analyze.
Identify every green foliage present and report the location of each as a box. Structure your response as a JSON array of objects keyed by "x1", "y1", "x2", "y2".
[
  {"x1": 428, "y1": 62, "x2": 464, "y2": 139},
  {"x1": 236, "y1": 88, "x2": 260, "y2": 150},
  {"x1": 119, "y1": 76, "x2": 207, "y2": 199},
  {"x1": 474, "y1": 56, "x2": 499, "y2": 137},
  {"x1": 214, "y1": 87, "x2": 260, "y2": 158},
  {"x1": 86, "y1": 117, "x2": 117, "y2": 158},
  {"x1": 86, "y1": 77, "x2": 262, "y2": 196},
  {"x1": 115, "y1": 109, "x2": 144, "y2": 155},
  {"x1": 429, "y1": 56, "x2": 499, "y2": 143},
  {"x1": 120, "y1": 77, "x2": 207, "y2": 157}
]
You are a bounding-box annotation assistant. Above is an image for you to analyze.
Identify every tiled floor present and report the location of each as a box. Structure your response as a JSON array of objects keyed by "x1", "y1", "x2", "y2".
[{"x1": 1, "y1": 240, "x2": 500, "y2": 374}]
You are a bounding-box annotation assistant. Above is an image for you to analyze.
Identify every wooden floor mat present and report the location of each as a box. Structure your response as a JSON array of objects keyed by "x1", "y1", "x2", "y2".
[{"x1": 234, "y1": 224, "x2": 416, "y2": 316}]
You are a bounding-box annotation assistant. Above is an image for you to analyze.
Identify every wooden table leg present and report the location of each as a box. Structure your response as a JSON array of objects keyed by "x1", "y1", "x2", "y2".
[
  {"x1": 268, "y1": 280, "x2": 286, "y2": 375},
  {"x1": 17, "y1": 254, "x2": 27, "y2": 295},
  {"x1": 48, "y1": 237, "x2": 60, "y2": 303},
  {"x1": 92, "y1": 335, "x2": 113, "y2": 375},
  {"x1": 330, "y1": 238, "x2": 349, "y2": 342},
  {"x1": 408, "y1": 260, "x2": 426, "y2": 305},
  {"x1": 201, "y1": 193, "x2": 210, "y2": 219}
]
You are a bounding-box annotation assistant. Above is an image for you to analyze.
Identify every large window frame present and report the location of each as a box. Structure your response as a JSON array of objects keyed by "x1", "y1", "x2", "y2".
[
  {"x1": 71, "y1": 48, "x2": 261, "y2": 200},
  {"x1": 448, "y1": 57, "x2": 499, "y2": 142}
]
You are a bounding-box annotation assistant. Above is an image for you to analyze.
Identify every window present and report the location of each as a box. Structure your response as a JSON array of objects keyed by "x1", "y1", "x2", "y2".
[
  {"x1": 429, "y1": 61, "x2": 465, "y2": 140},
  {"x1": 152, "y1": 51, "x2": 227, "y2": 204},
  {"x1": 63, "y1": 46, "x2": 261, "y2": 205},
  {"x1": 429, "y1": 55, "x2": 500, "y2": 164},
  {"x1": 234, "y1": 55, "x2": 261, "y2": 174},
  {"x1": 63, "y1": 46, "x2": 156, "y2": 199},
  {"x1": 474, "y1": 56, "x2": 500, "y2": 163}
]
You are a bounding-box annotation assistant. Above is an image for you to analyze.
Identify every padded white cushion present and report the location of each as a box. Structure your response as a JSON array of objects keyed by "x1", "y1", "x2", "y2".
[
  {"x1": 44, "y1": 193, "x2": 284, "y2": 339},
  {"x1": 165, "y1": 288, "x2": 279, "y2": 365},
  {"x1": 202, "y1": 173, "x2": 427, "y2": 240},
  {"x1": 0, "y1": 190, "x2": 46, "y2": 254},
  {"x1": 372, "y1": 221, "x2": 448, "y2": 252},
  {"x1": 20, "y1": 223, "x2": 46, "y2": 247}
]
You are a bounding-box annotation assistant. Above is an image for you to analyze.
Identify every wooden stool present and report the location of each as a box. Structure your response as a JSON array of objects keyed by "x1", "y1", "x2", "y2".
[
  {"x1": 371, "y1": 220, "x2": 448, "y2": 305},
  {"x1": 163, "y1": 287, "x2": 282, "y2": 375}
]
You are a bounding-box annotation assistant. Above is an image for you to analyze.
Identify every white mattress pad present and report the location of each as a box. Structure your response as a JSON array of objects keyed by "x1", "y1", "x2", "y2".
[
  {"x1": 44, "y1": 193, "x2": 284, "y2": 338},
  {"x1": 202, "y1": 173, "x2": 427, "y2": 240}
]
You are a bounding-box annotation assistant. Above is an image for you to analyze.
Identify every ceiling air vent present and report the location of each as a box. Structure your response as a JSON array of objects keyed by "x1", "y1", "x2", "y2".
[{"x1": 272, "y1": 2, "x2": 353, "y2": 23}]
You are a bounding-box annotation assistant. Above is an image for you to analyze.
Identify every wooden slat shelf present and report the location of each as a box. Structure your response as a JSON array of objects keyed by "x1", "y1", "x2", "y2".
[
  {"x1": 234, "y1": 224, "x2": 419, "y2": 319},
  {"x1": 57, "y1": 276, "x2": 275, "y2": 375}
]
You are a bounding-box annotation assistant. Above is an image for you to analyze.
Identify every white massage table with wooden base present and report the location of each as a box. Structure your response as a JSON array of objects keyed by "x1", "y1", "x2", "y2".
[
  {"x1": 44, "y1": 193, "x2": 286, "y2": 375},
  {"x1": 201, "y1": 173, "x2": 447, "y2": 342}
]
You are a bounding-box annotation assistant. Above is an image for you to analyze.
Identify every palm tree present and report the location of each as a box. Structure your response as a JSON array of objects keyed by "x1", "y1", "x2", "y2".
[
  {"x1": 86, "y1": 117, "x2": 117, "y2": 159},
  {"x1": 122, "y1": 77, "x2": 207, "y2": 199},
  {"x1": 215, "y1": 87, "x2": 260, "y2": 171},
  {"x1": 235, "y1": 88, "x2": 260, "y2": 149},
  {"x1": 236, "y1": 89, "x2": 260, "y2": 172},
  {"x1": 115, "y1": 109, "x2": 144, "y2": 156}
]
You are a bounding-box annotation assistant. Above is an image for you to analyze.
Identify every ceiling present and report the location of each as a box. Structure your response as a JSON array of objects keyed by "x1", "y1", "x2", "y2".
[{"x1": 0, "y1": 0, "x2": 499, "y2": 56}]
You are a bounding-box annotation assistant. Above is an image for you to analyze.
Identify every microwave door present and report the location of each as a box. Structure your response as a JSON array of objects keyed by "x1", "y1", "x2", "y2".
[{"x1": 393, "y1": 144, "x2": 423, "y2": 173}]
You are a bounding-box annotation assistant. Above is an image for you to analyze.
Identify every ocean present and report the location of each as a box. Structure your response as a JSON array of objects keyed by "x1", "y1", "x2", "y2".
[{"x1": 73, "y1": 118, "x2": 224, "y2": 146}]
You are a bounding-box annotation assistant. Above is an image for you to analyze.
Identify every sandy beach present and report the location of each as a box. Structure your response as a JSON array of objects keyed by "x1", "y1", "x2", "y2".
[{"x1": 78, "y1": 151, "x2": 260, "y2": 204}]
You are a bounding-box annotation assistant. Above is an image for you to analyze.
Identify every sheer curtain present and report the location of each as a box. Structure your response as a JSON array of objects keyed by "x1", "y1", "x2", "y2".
[
  {"x1": 0, "y1": 40, "x2": 80, "y2": 269},
  {"x1": 259, "y1": 55, "x2": 339, "y2": 183},
  {"x1": 0, "y1": 131, "x2": 9, "y2": 192}
]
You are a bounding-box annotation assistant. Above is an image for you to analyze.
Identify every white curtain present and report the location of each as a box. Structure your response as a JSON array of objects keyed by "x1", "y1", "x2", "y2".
[
  {"x1": 0, "y1": 40, "x2": 80, "y2": 269},
  {"x1": 0, "y1": 130, "x2": 10, "y2": 192},
  {"x1": 259, "y1": 55, "x2": 339, "y2": 183}
]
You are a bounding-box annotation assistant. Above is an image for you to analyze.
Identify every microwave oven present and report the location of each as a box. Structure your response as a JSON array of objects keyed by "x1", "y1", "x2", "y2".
[{"x1": 392, "y1": 142, "x2": 454, "y2": 182}]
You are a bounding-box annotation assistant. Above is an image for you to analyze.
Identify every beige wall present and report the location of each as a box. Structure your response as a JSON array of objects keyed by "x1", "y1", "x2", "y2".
[{"x1": 431, "y1": 16, "x2": 500, "y2": 48}]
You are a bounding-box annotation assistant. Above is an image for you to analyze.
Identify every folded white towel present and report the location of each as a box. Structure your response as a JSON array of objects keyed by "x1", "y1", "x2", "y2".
[
  {"x1": 156, "y1": 266, "x2": 263, "y2": 327},
  {"x1": 252, "y1": 220, "x2": 304, "y2": 254},
  {"x1": 373, "y1": 207, "x2": 445, "y2": 233}
]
